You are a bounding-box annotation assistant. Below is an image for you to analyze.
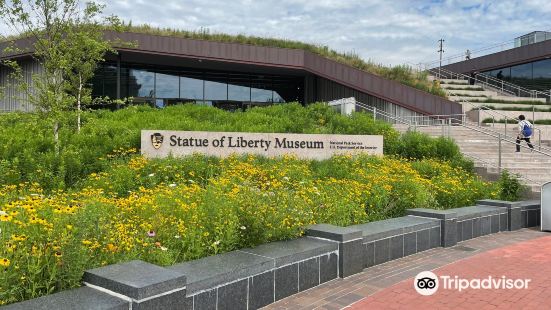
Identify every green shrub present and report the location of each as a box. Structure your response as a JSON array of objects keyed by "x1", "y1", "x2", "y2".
[
  {"x1": 0, "y1": 103, "x2": 468, "y2": 191},
  {"x1": 497, "y1": 170, "x2": 527, "y2": 201}
]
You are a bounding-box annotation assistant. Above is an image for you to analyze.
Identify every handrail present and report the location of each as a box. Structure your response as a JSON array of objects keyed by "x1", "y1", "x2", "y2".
[
  {"x1": 354, "y1": 101, "x2": 413, "y2": 126},
  {"x1": 348, "y1": 99, "x2": 550, "y2": 187},
  {"x1": 458, "y1": 99, "x2": 550, "y2": 152},
  {"x1": 451, "y1": 119, "x2": 551, "y2": 157},
  {"x1": 461, "y1": 153, "x2": 539, "y2": 185},
  {"x1": 429, "y1": 67, "x2": 551, "y2": 99},
  {"x1": 476, "y1": 72, "x2": 551, "y2": 99},
  {"x1": 428, "y1": 67, "x2": 515, "y2": 97},
  {"x1": 422, "y1": 28, "x2": 551, "y2": 67}
]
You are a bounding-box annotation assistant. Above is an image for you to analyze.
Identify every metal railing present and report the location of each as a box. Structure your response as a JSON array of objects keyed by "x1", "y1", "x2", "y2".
[
  {"x1": 428, "y1": 67, "x2": 551, "y2": 100},
  {"x1": 422, "y1": 28, "x2": 551, "y2": 67},
  {"x1": 350, "y1": 99, "x2": 551, "y2": 187},
  {"x1": 459, "y1": 100, "x2": 546, "y2": 148},
  {"x1": 476, "y1": 72, "x2": 551, "y2": 99}
]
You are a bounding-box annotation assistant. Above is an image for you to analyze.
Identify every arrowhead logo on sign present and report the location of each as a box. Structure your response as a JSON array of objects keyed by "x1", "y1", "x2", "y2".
[{"x1": 150, "y1": 133, "x2": 164, "y2": 150}]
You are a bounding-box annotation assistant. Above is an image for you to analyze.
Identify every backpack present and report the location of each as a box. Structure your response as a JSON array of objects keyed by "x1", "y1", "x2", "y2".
[{"x1": 522, "y1": 122, "x2": 532, "y2": 137}]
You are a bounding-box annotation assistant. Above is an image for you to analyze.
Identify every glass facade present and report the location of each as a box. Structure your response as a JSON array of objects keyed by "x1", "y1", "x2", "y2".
[
  {"x1": 91, "y1": 62, "x2": 304, "y2": 110},
  {"x1": 514, "y1": 31, "x2": 551, "y2": 48},
  {"x1": 483, "y1": 58, "x2": 551, "y2": 92}
]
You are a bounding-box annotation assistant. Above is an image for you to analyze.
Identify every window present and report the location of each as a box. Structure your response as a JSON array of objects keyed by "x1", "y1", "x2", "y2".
[
  {"x1": 155, "y1": 73, "x2": 179, "y2": 99},
  {"x1": 251, "y1": 77, "x2": 273, "y2": 103},
  {"x1": 510, "y1": 63, "x2": 532, "y2": 86},
  {"x1": 128, "y1": 69, "x2": 155, "y2": 98},
  {"x1": 180, "y1": 76, "x2": 204, "y2": 101},
  {"x1": 227, "y1": 75, "x2": 250, "y2": 102},
  {"x1": 204, "y1": 79, "x2": 227, "y2": 101}
]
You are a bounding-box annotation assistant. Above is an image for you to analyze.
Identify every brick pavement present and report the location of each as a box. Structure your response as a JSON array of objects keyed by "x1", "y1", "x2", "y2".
[{"x1": 263, "y1": 227, "x2": 548, "y2": 310}]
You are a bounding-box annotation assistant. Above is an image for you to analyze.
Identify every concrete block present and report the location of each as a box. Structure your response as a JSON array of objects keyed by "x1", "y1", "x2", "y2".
[
  {"x1": 83, "y1": 260, "x2": 186, "y2": 302},
  {"x1": 275, "y1": 264, "x2": 298, "y2": 301},
  {"x1": 299, "y1": 258, "x2": 320, "y2": 291},
  {"x1": 416, "y1": 229, "x2": 430, "y2": 252},
  {"x1": 217, "y1": 279, "x2": 247, "y2": 310},
  {"x1": 248, "y1": 271, "x2": 274, "y2": 310},
  {"x1": 374, "y1": 238, "x2": 390, "y2": 265},
  {"x1": 403, "y1": 232, "x2": 417, "y2": 256},
  {"x1": 169, "y1": 251, "x2": 271, "y2": 295},
  {"x1": 319, "y1": 253, "x2": 338, "y2": 284},
  {"x1": 390, "y1": 235, "x2": 404, "y2": 260},
  {"x1": 0, "y1": 287, "x2": 128, "y2": 310},
  {"x1": 365, "y1": 242, "x2": 375, "y2": 268}
]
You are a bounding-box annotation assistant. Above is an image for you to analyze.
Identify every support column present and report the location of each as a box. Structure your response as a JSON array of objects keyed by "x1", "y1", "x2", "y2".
[
  {"x1": 477, "y1": 200, "x2": 522, "y2": 231},
  {"x1": 407, "y1": 209, "x2": 458, "y2": 247},
  {"x1": 116, "y1": 53, "x2": 121, "y2": 100},
  {"x1": 306, "y1": 224, "x2": 364, "y2": 278}
]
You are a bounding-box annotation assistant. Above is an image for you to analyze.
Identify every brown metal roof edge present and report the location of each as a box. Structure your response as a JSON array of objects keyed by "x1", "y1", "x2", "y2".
[
  {"x1": 105, "y1": 30, "x2": 319, "y2": 53},
  {"x1": 115, "y1": 47, "x2": 305, "y2": 70},
  {"x1": 302, "y1": 51, "x2": 460, "y2": 115},
  {"x1": 441, "y1": 38, "x2": 551, "y2": 74}
]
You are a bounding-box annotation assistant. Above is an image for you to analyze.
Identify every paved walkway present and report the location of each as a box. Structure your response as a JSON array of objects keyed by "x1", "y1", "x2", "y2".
[{"x1": 264, "y1": 228, "x2": 549, "y2": 310}]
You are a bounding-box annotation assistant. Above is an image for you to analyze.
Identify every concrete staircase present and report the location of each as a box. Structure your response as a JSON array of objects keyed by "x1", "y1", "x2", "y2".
[
  {"x1": 438, "y1": 78, "x2": 551, "y2": 124},
  {"x1": 394, "y1": 124, "x2": 551, "y2": 195}
]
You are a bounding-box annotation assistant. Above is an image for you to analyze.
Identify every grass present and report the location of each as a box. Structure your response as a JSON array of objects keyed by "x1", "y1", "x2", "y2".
[
  {"x1": 479, "y1": 105, "x2": 551, "y2": 112},
  {"x1": 0, "y1": 103, "x2": 472, "y2": 191},
  {"x1": 0, "y1": 154, "x2": 496, "y2": 305},
  {"x1": 469, "y1": 99, "x2": 548, "y2": 105},
  {"x1": 0, "y1": 103, "x2": 492, "y2": 305},
  {"x1": 444, "y1": 86, "x2": 485, "y2": 91},
  {"x1": 117, "y1": 24, "x2": 447, "y2": 97},
  {"x1": 482, "y1": 118, "x2": 551, "y2": 125},
  {"x1": 450, "y1": 93, "x2": 488, "y2": 98},
  {"x1": 440, "y1": 81, "x2": 469, "y2": 85}
]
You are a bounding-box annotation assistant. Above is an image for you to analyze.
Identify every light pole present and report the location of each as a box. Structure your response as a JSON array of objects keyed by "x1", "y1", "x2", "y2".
[{"x1": 438, "y1": 39, "x2": 445, "y2": 80}]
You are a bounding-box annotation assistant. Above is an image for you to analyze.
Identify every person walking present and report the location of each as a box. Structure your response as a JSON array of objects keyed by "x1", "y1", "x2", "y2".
[{"x1": 516, "y1": 115, "x2": 534, "y2": 152}]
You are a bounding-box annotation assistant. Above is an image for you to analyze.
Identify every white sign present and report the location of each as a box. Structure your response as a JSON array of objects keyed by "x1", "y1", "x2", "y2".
[
  {"x1": 541, "y1": 181, "x2": 551, "y2": 232},
  {"x1": 141, "y1": 130, "x2": 383, "y2": 160}
]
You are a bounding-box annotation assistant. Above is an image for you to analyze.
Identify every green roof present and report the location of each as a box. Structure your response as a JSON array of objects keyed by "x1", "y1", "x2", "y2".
[{"x1": 1, "y1": 23, "x2": 447, "y2": 98}]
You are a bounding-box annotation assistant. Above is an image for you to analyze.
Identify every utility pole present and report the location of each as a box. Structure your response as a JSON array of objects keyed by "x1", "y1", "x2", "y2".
[{"x1": 438, "y1": 39, "x2": 445, "y2": 80}]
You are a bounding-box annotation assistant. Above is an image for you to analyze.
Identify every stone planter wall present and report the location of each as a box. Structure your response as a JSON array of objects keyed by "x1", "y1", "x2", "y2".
[{"x1": 3, "y1": 200, "x2": 541, "y2": 310}]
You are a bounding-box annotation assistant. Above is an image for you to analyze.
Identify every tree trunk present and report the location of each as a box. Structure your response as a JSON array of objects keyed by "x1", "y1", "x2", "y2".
[
  {"x1": 77, "y1": 74, "x2": 82, "y2": 133},
  {"x1": 54, "y1": 121, "x2": 59, "y2": 155}
]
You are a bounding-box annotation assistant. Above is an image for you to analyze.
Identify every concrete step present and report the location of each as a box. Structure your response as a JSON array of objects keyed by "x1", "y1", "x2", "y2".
[
  {"x1": 441, "y1": 84, "x2": 484, "y2": 90},
  {"x1": 392, "y1": 122, "x2": 550, "y2": 194},
  {"x1": 447, "y1": 90, "x2": 498, "y2": 97},
  {"x1": 440, "y1": 79, "x2": 469, "y2": 85},
  {"x1": 449, "y1": 96, "x2": 489, "y2": 102},
  {"x1": 462, "y1": 102, "x2": 551, "y2": 110},
  {"x1": 485, "y1": 96, "x2": 547, "y2": 103}
]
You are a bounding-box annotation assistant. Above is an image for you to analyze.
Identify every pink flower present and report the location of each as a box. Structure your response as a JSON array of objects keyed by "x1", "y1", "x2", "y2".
[{"x1": 147, "y1": 230, "x2": 156, "y2": 237}]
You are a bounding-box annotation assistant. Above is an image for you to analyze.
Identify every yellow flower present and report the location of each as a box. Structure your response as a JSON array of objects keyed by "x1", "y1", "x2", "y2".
[
  {"x1": 0, "y1": 258, "x2": 10, "y2": 267},
  {"x1": 0, "y1": 214, "x2": 12, "y2": 222}
]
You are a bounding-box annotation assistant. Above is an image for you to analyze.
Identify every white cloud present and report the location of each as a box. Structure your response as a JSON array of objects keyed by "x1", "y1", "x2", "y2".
[{"x1": 2, "y1": 0, "x2": 551, "y2": 66}]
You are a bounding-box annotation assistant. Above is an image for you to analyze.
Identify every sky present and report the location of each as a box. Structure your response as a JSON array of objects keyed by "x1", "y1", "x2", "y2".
[{"x1": 3, "y1": 0, "x2": 551, "y2": 67}]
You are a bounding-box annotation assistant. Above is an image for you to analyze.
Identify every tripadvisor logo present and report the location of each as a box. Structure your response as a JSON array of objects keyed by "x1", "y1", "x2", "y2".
[
  {"x1": 151, "y1": 133, "x2": 164, "y2": 149},
  {"x1": 414, "y1": 271, "x2": 531, "y2": 296},
  {"x1": 414, "y1": 271, "x2": 438, "y2": 296}
]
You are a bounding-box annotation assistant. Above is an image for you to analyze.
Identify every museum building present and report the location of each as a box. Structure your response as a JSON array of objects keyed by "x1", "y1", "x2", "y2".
[
  {"x1": 1, "y1": 30, "x2": 460, "y2": 117},
  {"x1": 442, "y1": 31, "x2": 551, "y2": 93}
]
